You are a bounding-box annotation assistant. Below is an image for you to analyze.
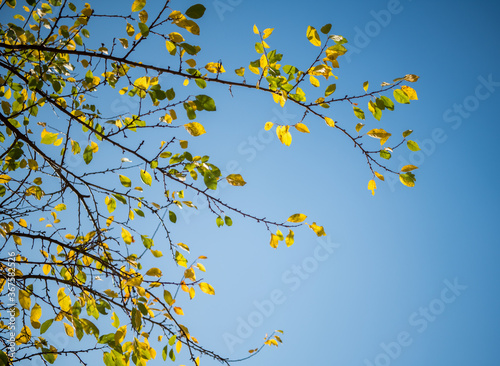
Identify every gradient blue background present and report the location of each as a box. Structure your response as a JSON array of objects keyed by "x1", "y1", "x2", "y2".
[
  {"x1": 167, "y1": 1, "x2": 500, "y2": 365},
  {"x1": 4, "y1": 0, "x2": 500, "y2": 365}
]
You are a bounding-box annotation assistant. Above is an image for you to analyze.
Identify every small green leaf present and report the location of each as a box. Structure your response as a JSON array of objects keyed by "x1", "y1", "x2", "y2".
[
  {"x1": 320, "y1": 24, "x2": 332, "y2": 34},
  {"x1": 402, "y1": 130, "x2": 413, "y2": 138},
  {"x1": 185, "y1": 4, "x2": 206, "y2": 19},
  {"x1": 380, "y1": 150, "x2": 392, "y2": 160},
  {"x1": 407, "y1": 140, "x2": 420, "y2": 151},
  {"x1": 83, "y1": 145, "x2": 93, "y2": 164},
  {"x1": 224, "y1": 216, "x2": 232, "y2": 226},
  {"x1": 353, "y1": 107, "x2": 365, "y2": 120},
  {"x1": 393, "y1": 89, "x2": 410, "y2": 104},
  {"x1": 399, "y1": 172, "x2": 416, "y2": 187},
  {"x1": 169, "y1": 211, "x2": 177, "y2": 223}
]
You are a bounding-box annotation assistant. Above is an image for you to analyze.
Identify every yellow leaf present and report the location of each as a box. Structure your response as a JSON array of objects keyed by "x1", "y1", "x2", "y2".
[
  {"x1": 19, "y1": 289, "x2": 31, "y2": 310},
  {"x1": 285, "y1": 230, "x2": 294, "y2": 247},
  {"x1": 262, "y1": 28, "x2": 274, "y2": 39},
  {"x1": 121, "y1": 227, "x2": 134, "y2": 244},
  {"x1": 226, "y1": 174, "x2": 246, "y2": 186},
  {"x1": 374, "y1": 171, "x2": 385, "y2": 181},
  {"x1": 309, "y1": 75, "x2": 320, "y2": 87},
  {"x1": 57, "y1": 288, "x2": 71, "y2": 312},
  {"x1": 276, "y1": 125, "x2": 292, "y2": 146},
  {"x1": 401, "y1": 85, "x2": 418, "y2": 100},
  {"x1": 366, "y1": 128, "x2": 392, "y2": 146},
  {"x1": 324, "y1": 117, "x2": 335, "y2": 128},
  {"x1": 19, "y1": 219, "x2": 27, "y2": 228},
  {"x1": 30, "y1": 303, "x2": 42, "y2": 329},
  {"x1": 43, "y1": 264, "x2": 51, "y2": 275},
  {"x1": 308, "y1": 222, "x2": 326, "y2": 237},
  {"x1": 134, "y1": 76, "x2": 151, "y2": 90},
  {"x1": 180, "y1": 140, "x2": 188, "y2": 149},
  {"x1": 145, "y1": 268, "x2": 162, "y2": 277},
  {"x1": 287, "y1": 213, "x2": 307, "y2": 223},
  {"x1": 368, "y1": 179, "x2": 376, "y2": 196},
  {"x1": 131, "y1": 0, "x2": 146, "y2": 12},
  {"x1": 235, "y1": 67, "x2": 245, "y2": 77},
  {"x1": 165, "y1": 40, "x2": 175, "y2": 53},
  {"x1": 306, "y1": 26, "x2": 321, "y2": 47},
  {"x1": 0, "y1": 174, "x2": 11, "y2": 183},
  {"x1": 363, "y1": 81, "x2": 369, "y2": 92},
  {"x1": 196, "y1": 263, "x2": 206, "y2": 272},
  {"x1": 265, "y1": 122, "x2": 274, "y2": 131},
  {"x1": 184, "y1": 122, "x2": 206, "y2": 137},
  {"x1": 174, "y1": 307, "x2": 184, "y2": 315},
  {"x1": 115, "y1": 325, "x2": 127, "y2": 344},
  {"x1": 205, "y1": 62, "x2": 225, "y2": 73},
  {"x1": 54, "y1": 203, "x2": 66, "y2": 211},
  {"x1": 401, "y1": 164, "x2": 418, "y2": 172},
  {"x1": 13, "y1": 235, "x2": 22, "y2": 246},
  {"x1": 90, "y1": 141, "x2": 98, "y2": 153},
  {"x1": 189, "y1": 287, "x2": 195, "y2": 299},
  {"x1": 15, "y1": 325, "x2": 31, "y2": 345},
  {"x1": 176, "y1": 340, "x2": 183, "y2": 353},
  {"x1": 199, "y1": 282, "x2": 215, "y2": 295},
  {"x1": 259, "y1": 54, "x2": 268, "y2": 68},
  {"x1": 184, "y1": 268, "x2": 196, "y2": 281},
  {"x1": 253, "y1": 24, "x2": 259, "y2": 34},
  {"x1": 295, "y1": 123, "x2": 310, "y2": 133},
  {"x1": 64, "y1": 323, "x2": 74, "y2": 337},
  {"x1": 168, "y1": 32, "x2": 184, "y2": 43},
  {"x1": 106, "y1": 216, "x2": 114, "y2": 227},
  {"x1": 269, "y1": 233, "x2": 279, "y2": 249}
]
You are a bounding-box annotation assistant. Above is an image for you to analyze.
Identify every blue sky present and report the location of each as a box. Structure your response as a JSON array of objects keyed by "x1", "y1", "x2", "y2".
[
  {"x1": 3, "y1": 0, "x2": 500, "y2": 365},
  {"x1": 167, "y1": 1, "x2": 500, "y2": 365}
]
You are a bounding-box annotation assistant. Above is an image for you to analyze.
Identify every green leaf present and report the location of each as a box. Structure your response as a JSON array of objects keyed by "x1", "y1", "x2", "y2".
[
  {"x1": 380, "y1": 96, "x2": 394, "y2": 111},
  {"x1": 324, "y1": 84, "x2": 336, "y2": 97},
  {"x1": 403, "y1": 130, "x2": 413, "y2": 138},
  {"x1": 105, "y1": 196, "x2": 116, "y2": 213},
  {"x1": 195, "y1": 95, "x2": 216, "y2": 111},
  {"x1": 40, "y1": 319, "x2": 54, "y2": 334},
  {"x1": 140, "y1": 169, "x2": 152, "y2": 186},
  {"x1": 216, "y1": 216, "x2": 224, "y2": 227},
  {"x1": 41, "y1": 129, "x2": 59, "y2": 145},
  {"x1": 195, "y1": 79, "x2": 206, "y2": 89},
  {"x1": 353, "y1": 107, "x2": 365, "y2": 120},
  {"x1": 393, "y1": 89, "x2": 410, "y2": 104},
  {"x1": 112, "y1": 194, "x2": 127, "y2": 205},
  {"x1": 119, "y1": 175, "x2": 131, "y2": 187},
  {"x1": 320, "y1": 24, "x2": 332, "y2": 34},
  {"x1": 380, "y1": 150, "x2": 392, "y2": 160},
  {"x1": 407, "y1": 140, "x2": 420, "y2": 151},
  {"x1": 185, "y1": 4, "x2": 206, "y2": 19},
  {"x1": 224, "y1": 216, "x2": 232, "y2": 226},
  {"x1": 169, "y1": 211, "x2": 177, "y2": 223},
  {"x1": 83, "y1": 145, "x2": 93, "y2": 164},
  {"x1": 399, "y1": 172, "x2": 416, "y2": 187},
  {"x1": 368, "y1": 101, "x2": 382, "y2": 121},
  {"x1": 138, "y1": 22, "x2": 149, "y2": 37}
]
